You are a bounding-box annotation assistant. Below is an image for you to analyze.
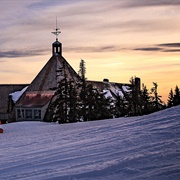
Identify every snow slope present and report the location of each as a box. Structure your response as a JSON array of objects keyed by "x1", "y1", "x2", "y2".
[{"x1": 0, "y1": 106, "x2": 180, "y2": 180}]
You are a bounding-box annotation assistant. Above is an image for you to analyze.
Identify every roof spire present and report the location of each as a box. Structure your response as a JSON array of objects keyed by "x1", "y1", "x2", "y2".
[{"x1": 51, "y1": 16, "x2": 61, "y2": 41}]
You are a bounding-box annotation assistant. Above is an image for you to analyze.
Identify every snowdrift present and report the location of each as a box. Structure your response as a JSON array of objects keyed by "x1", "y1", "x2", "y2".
[{"x1": 0, "y1": 106, "x2": 180, "y2": 180}]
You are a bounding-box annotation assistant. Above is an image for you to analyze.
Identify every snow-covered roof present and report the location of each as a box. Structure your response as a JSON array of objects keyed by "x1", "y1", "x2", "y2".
[
  {"x1": 9, "y1": 86, "x2": 28, "y2": 103},
  {"x1": 115, "y1": 89, "x2": 124, "y2": 97},
  {"x1": 103, "y1": 90, "x2": 113, "y2": 99},
  {"x1": 122, "y1": 85, "x2": 132, "y2": 92}
]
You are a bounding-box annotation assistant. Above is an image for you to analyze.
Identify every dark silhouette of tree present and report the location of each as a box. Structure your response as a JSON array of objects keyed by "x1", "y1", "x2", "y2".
[
  {"x1": 51, "y1": 61, "x2": 79, "y2": 123},
  {"x1": 141, "y1": 84, "x2": 151, "y2": 114},
  {"x1": 78, "y1": 59, "x2": 88, "y2": 121},
  {"x1": 87, "y1": 84, "x2": 112, "y2": 120},
  {"x1": 173, "y1": 85, "x2": 180, "y2": 106},
  {"x1": 95, "y1": 91, "x2": 113, "y2": 120},
  {"x1": 67, "y1": 81, "x2": 79, "y2": 122},
  {"x1": 78, "y1": 59, "x2": 113, "y2": 121},
  {"x1": 114, "y1": 94, "x2": 126, "y2": 117},
  {"x1": 52, "y1": 76, "x2": 68, "y2": 123},
  {"x1": 167, "y1": 88, "x2": 174, "y2": 107},
  {"x1": 78, "y1": 59, "x2": 86, "y2": 81},
  {"x1": 150, "y1": 82, "x2": 163, "y2": 111}
]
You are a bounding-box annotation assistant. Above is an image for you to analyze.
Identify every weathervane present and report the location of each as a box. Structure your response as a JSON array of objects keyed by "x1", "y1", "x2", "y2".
[{"x1": 51, "y1": 17, "x2": 61, "y2": 41}]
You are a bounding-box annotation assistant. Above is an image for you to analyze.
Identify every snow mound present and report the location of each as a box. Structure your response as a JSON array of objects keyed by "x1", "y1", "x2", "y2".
[{"x1": 0, "y1": 106, "x2": 180, "y2": 180}]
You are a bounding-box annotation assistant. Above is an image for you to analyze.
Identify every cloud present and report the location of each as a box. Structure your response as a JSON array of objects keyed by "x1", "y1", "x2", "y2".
[
  {"x1": 163, "y1": 49, "x2": 180, "y2": 52},
  {"x1": 64, "y1": 45, "x2": 123, "y2": 53},
  {"x1": 158, "y1": 43, "x2": 180, "y2": 47},
  {"x1": 0, "y1": 49, "x2": 49, "y2": 58},
  {"x1": 134, "y1": 42, "x2": 180, "y2": 53},
  {"x1": 158, "y1": 42, "x2": 180, "y2": 52},
  {"x1": 123, "y1": 0, "x2": 180, "y2": 8},
  {"x1": 0, "y1": 45, "x2": 122, "y2": 58},
  {"x1": 134, "y1": 47, "x2": 162, "y2": 52},
  {"x1": 27, "y1": 0, "x2": 80, "y2": 10}
]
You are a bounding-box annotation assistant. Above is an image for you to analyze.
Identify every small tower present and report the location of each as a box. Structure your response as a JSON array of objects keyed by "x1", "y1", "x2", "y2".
[{"x1": 51, "y1": 18, "x2": 62, "y2": 56}]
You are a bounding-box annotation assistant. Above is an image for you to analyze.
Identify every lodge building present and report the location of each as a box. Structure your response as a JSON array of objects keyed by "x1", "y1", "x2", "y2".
[{"x1": 0, "y1": 28, "x2": 141, "y2": 123}]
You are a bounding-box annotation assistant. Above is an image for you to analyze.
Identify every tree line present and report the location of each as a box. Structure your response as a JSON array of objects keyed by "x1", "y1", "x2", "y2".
[{"x1": 46, "y1": 59, "x2": 177, "y2": 123}]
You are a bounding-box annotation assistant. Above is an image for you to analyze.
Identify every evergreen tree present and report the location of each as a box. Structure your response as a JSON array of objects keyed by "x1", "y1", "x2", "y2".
[
  {"x1": 167, "y1": 88, "x2": 174, "y2": 107},
  {"x1": 85, "y1": 86, "x2": 113, "y2": 120},
  {"x1": 67, "y1": 80, "x2": 79, "y2": 122},
  {"x1": 51, "y1": 61, "x2": 79, "y2": 123},
  {"x1": 96, "y1": 91, "x2": 113, "y2": 120},
  {"x1": 52, "y1": 76, "x2": 68, "y2": 123},
  {"x1": 78, "y1": 59, "x2": 88, "y2": 121},
  {"x1": 78, "y1": 59, "x2": 113, "y2": 120},
  {"x1": 173, "y1": 85, "x2": 180, "y2": 106},
  {"x1": 150, "y1": 82, "x2": 163, "y2": 111},
  {"x1": 121, "y1": 86, "x2": 133, "y2": 116},
  {"x1": 78, "y1": 59, "x2": 86, "y2": 81},
  {"x1": 141, "y1": 84, "x2": 151, "y2": 114},
  {"x1": 114, "y1": 94, "x2": 126, "y2": 117}
]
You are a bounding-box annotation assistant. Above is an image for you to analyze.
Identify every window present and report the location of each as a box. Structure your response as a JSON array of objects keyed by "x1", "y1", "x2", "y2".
[
  {"x1": 34, "y1": 109, "x2": 41, "y2": 120},
  {"x1": 26, "y1": 109, "x2": 32, "y2": 119},
  {"x1": 17, "y1": 108, "x2": 42, "y2": 120},
  {"x1": 17, "y1": 109, "x2": 24, "y2": 119}
]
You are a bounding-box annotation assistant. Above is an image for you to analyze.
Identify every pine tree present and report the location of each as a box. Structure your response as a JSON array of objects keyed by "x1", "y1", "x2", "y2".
[
  {"x1": 85, "y1": 86, "x2": 113, "y2": 120},
  {"x1": 52, "y1": 77, "x2": 68, "y2": 123},
  {"x1": 67, "y1": 80, "x2": 79, "y2": 122},
  {"x1": 150, "y1": 82, "x2": 163, "y2": 111},
  {"x1": 78, "y1": 59, "x2": 86, "y2": 81},
  {"x1": 114, "y1": 94, "x2": 126, "y2": 117},
  {"x1": 85, "y1": 84, "x2": 99, "y2": 120},
  {"x1": 96, "y1": 91, "x2": 113, "y2": 120},
  {"x1": 173, "y1": 85, "x2": 180, "y2": 106},
  {"x1": 121, "y1": 84, "x2": 132, "y2": 116},
  {"x1": 141, "y1": 84, "x2": 151, "y2": 114},
  {"x1": 78, "y1": 59, "x2": 88, "y2": 121},
  {"x1": 51, "y1": 61, "x2": 79, "y2": 123},
  {"x1": 167, "y1": 88, "x2": 174, "y2": 107}
]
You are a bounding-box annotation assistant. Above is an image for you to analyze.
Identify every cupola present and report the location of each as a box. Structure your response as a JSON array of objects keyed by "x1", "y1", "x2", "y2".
[{"x1": 52, "y1": 40, "x2": 62, "y2": 56}]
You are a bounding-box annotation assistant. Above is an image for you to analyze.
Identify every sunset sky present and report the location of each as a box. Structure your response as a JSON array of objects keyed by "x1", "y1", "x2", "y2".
[{"x1": 0, "y1": 0, "x2": 180, "y2": 103}]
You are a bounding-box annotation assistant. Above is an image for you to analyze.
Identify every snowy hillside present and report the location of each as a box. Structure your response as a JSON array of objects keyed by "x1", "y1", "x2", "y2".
[{"x1": 0, "y1": 106, "x2": 180, "y2": 180}]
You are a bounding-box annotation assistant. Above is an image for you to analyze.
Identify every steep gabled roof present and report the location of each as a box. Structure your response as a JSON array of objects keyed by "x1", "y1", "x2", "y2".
[
  {"x1": 26, "y1": 55, "x2": 80, "y2": 92},
  {"x1": 16, "y1": 54, "x2": 81, "y2": 107}
]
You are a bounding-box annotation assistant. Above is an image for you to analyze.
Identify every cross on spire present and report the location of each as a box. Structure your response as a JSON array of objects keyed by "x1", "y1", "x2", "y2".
[{"x1": 51, "y1": 17, "x2": 61, "y2": 41}]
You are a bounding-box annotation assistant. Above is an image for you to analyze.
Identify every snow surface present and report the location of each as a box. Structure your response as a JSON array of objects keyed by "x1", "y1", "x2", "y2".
[
  {"x1": 0, "y1": 106, "x2": 180, "y2": 180},
  {"x1": 9, "y1": 86, "x2": 28, "y2": 103}
]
